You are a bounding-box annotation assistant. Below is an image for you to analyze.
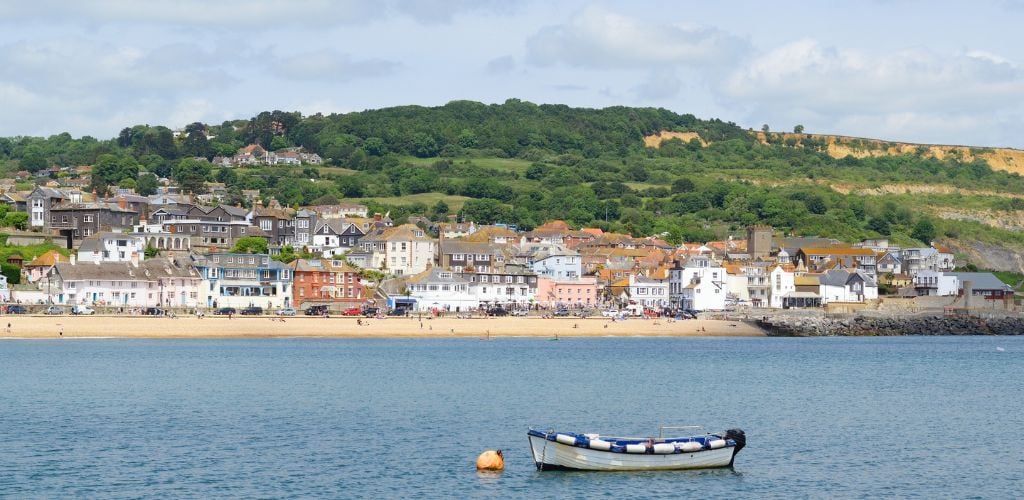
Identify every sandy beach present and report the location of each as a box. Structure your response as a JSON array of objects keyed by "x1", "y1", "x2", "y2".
[{"x1": 0, "y1": 315, "x2": 765, "y2": 339}]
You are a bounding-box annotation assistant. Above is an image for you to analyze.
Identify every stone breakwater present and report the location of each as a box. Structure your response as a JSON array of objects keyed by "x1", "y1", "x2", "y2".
[{"x1": 757, "y1": 315, "x2": 1024, "y2": 336}]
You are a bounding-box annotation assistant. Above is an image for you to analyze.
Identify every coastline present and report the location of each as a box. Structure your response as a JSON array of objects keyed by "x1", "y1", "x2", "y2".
[{"x1": 0, "y1": 315, "x2": 765, "y2": 339}]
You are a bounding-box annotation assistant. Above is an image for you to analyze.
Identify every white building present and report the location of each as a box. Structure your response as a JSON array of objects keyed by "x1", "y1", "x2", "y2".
[
  {"x1": 359, "y1": 224, "x2": 437, "y2": 276},
  {"x1": 624, "y1": 274, "x2": 670, "y2": 310},
  {"x1": 403, "y1": 267, "x2": 477, "y2": 312},
  {"x1": 912, "y1": 270, "x2": 959, "y2": 296},
  {"x1": 76, "y1": 232, "x2": 148, "y2": 264},
  {"x1": 819, "y1": 269, "x2": 878, "y2": 304},
  {"x1": 670, "y1": 255, "x2": 727, "y2": 311},
  {"x1": 768, "y1": 265, "x2": 796, "y2": 309},
  {"x1": 724, "y1": 266, "x2": 751, "y2": 305},
  {"x1": 523, "y1": 243, "x2": 582, "y2": 280},
  {"x1": 192, "y1": 252, "x2": 293, "y2": 309},
  {"x1": 47, "y1": 255, "x2": 201, "y2": 307}
]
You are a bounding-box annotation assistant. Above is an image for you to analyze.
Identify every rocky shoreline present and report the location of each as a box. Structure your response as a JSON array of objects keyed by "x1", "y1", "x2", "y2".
[{"x1": 756, "y1": 315, "x2": 1024, "y2": 336}]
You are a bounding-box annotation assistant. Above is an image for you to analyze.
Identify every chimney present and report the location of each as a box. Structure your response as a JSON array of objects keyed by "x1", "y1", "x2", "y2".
[
  {"x1": 70, "y1": 254, "x2": 76, "y2": 266},
  {"x1": 130, "y1": 251, "x2": 140, "y2": 267},
  {"x1": 118, "y1": 196, "x2": 126, "y2": 209},
  {"x1": 374, "y1": 213, "x2": 382, "y2": 222}
]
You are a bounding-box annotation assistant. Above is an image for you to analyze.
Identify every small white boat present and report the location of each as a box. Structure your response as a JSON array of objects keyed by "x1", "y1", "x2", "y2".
[{"x1": 528, "y1": 426, "x2": 745, "y2": 471}]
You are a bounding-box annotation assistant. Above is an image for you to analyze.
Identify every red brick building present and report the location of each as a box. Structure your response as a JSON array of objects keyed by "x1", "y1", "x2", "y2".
[{"x1": 290, "y1": 258, "x2": 365, "y2": 310}]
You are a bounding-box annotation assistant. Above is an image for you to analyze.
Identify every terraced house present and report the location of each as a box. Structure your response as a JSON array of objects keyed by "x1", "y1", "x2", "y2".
[
  {"x1": 359, "y1": 224, "x2": 437, "y2": 276},
  {"x1": 192, "y1": 252, "x2": 293, "y2": 309},
  {"x1": 289, "y1": 258, "x2": 365, "y2": 310}
]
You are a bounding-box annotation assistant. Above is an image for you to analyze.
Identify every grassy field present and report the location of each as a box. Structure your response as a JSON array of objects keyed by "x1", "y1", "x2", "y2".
[
  {"x1": 352, "y1": 193, "x2": 473, "y2": 212},
  {"x1": 397, "y1": 156, "x2": 533, "y2": 173}
]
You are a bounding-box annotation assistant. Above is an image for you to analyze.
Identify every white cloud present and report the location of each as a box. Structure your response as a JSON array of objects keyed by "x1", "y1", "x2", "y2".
[
  {"x1": 633, "y1": 69, "x2": 683, "y2": 100},
  {"x1": 525, "y1": 6, "x2": 748, "y2": 69},
  {"x1": 1, "y1": 0, "x2": 516, "y2": 28},
  {"x1": 270, "y1": 49, "x2": 400, "y2": 81},
  {"x1": 725, "y1": 39, "x2": 1024, "y2": 114},
  {"x1": 721, "y1": 39, "x2": 1024, "y2": 145},
  {"x1": 486, "y1": 55, "x2": 517, "y2": 75}
]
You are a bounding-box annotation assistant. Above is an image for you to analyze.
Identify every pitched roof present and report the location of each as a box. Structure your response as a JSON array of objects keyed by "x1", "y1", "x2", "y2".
[
  {"x1": 54, "y1": 257, "x2": 198, "y2": 281},
  {"x1": 948, "y1": 272, "x2": 1013, "y2": 291},
  {"x1": 27, "y1": 250, "x2": 68, "y2": 267},
  {"x1": 800, "y1": 246, "x2": 876, "y2": 256}
]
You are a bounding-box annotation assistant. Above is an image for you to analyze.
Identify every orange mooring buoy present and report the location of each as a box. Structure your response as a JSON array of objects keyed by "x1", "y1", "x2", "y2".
[{"x1": 476, "y1": 449, "x2": 504, "y2": 471}]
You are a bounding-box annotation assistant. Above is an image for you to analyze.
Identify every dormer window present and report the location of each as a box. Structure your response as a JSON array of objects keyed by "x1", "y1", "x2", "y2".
[{"x1": 440, "y1": 272, "x2": 452, "y2": 279}]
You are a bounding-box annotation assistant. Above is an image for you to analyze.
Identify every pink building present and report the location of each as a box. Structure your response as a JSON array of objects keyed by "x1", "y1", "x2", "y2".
[{"x1": 535, "y1": 276, "x2": 600, "y2": 308}]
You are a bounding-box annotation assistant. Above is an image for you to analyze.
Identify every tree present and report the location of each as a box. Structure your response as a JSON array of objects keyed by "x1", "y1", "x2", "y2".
[
  {"x1": 363, "y1": 137, "x2": 387, "y2": 156},
  {"x1": 410, "y1": 133, "x2": 439, "y2": 158},
  {"x1": 3, "y1": 212, "x2": 27, "y2": 230},
  {"x1": 671, "y1": 178, "x2": 695, "y2": 193},
  {"x1": 911, "y1": 218, "x2": 936, "y2": 244},
  {"x1": 231, "y1": 237, "x2": 269, "y2": 254},
  {"x1": 430, "y1": 200, "x2": 449, "y2": 220},
  {"x1": 136, "y1": 173, "x2": 159, "y2": 196},
  {"x1": 173, "y1": 158, "x2": 212, "y2": 194},
  {"x1": 761, "y1": 124, "x2": 770, "y2": 134},
  {"x1": 181, "y1": 124, "x2": 213, "y2": 159},
  {"x1": 91, "y1": 154, "x2": 139, "y2": 195},
  {"x1": 525, "y1": 163, "x2": 547, "y2": 180},
  {"x1": 144, "y1": 244, "x2": 159, "y2": 258},
  {"x1": 794, "y1": 124, "x2": 805, "y2": 134}
]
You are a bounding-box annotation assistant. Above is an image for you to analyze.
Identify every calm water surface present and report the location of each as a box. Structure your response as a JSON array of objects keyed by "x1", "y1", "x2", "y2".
[{"x1": 1, "y1": 336, "x2": 1022, "y2": 498}]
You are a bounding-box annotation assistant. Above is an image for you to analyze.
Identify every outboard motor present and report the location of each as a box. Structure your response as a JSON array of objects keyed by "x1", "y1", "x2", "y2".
[{"x1": 724, "y1": 429, "x2": 746, "y2": 466}]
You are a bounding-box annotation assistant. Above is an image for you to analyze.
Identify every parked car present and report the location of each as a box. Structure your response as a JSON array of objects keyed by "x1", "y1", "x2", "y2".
[
  {"x1": 387, "y1": 308, "x2": 410, "y2": 317},
  {"x1": 601, "y1": 309, "x2": 620, "y2": 317},
  {"x1": 142, "y1": 307, "x2": 164, "y2": 316},
  {"x1": 552, "y1": 309, "x2": 571, "y2": 317},
  {"x1": 240, "y1": 306, "x2": 263, "y2": 316},
  {"x1": 487, "y1": 307, "x2": 508, "y2": 316},
  {"x1": 6, "y1": 305, "x2": 28, "y2": 314},
  {"x1": 213, "y1": 307, "x2": 236, "y2": 316},
  {"x1": 275, "y1": 307, "x2": 297, "y2": 316},
  {"x1": 71, "y1": 305, "x2": 95, "y2": 315},
  {"x1": 305, "y1": 305, "x2": 329, "y2": 316},
  {"x1": 362, "y1": 307, "x2": 379, "y2": 317},
  {"x1": 510, "y1": 309, "x2": 529, "y2": 317},
  {"x1": 341, "y1": 307, "x2": 363, "y2": 316},
  {"x1": 45, "y1": 306, "x2": 64, "y2": 315}
]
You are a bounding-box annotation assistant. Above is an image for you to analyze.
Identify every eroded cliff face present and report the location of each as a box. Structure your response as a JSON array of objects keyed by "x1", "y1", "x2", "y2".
[
  {"x1": 943, "y1": 239, "x2": 1024, "y2": 274},
  {"x1": 644, "y1": 130, "x2": 1024, "y2": 176},
  {"x1": 644, "y1": 131, "x2": 1024, "y2": 273}
]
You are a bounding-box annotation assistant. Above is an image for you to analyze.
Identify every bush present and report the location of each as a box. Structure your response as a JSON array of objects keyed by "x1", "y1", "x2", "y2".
[{"x1": 1, "y1": 263, "x2": 20, "y2": 285}]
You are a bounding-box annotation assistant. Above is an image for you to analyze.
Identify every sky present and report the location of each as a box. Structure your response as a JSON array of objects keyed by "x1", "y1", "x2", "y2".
[{"x1": 3, "y1": 0, "x2": 1024, "y2": 148}]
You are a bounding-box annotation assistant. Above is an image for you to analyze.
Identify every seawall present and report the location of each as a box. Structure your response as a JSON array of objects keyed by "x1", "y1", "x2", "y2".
[{"x1": 757, "y1": 315, "x2": 1024, "y2": 336}]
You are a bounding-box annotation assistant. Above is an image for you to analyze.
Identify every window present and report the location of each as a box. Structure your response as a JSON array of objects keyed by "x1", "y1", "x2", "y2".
[
  {"x1": 260, "y1": 219, "x2": 272, "y2": 231},
  {"x1": 481, "y1": 275, "x2": 488, "y2": 283},
  {"x1": 84, "y1": 215, "x2": 93, "y2": 223},
  {"x1": 505, "y1": 276, "x2": 513, "y2": 284},
  {"x1": 61, "y1": 215, "x2": 68, "y2": 223},
  {"x1": 453, "y1": 254, "x2": 463, "y2": 261}
]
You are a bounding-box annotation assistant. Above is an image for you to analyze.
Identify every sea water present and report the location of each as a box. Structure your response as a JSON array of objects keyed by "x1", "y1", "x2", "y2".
[{"x1": 1, "y1": 336, "x2": 1021, "y2": 498}]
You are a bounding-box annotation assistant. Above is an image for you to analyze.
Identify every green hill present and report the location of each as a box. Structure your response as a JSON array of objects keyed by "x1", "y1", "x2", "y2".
[{"x1": 2, "y1": 99, "x2": 1023, "y2": 272}]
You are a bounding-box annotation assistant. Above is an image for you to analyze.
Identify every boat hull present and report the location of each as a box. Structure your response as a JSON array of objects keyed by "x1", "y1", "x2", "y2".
[{"x1": 528, "y1": 434, "x2": 737, "y2": 471}]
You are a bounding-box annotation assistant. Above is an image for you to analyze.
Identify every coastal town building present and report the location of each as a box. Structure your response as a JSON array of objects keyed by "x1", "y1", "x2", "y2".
[
  {"x1": 669, "y1": 255, "x2": 726, "y2": 311},
  {"x1": 289, "y1": 258, "x2": 365, "y2": 310},
  {"x1": 76, "y1": 233, "x2": 147, "y2": 264},
  {"x1": 818, "y1": 269, "x2": 878, "y2": 304},
  {"x1": 403, "y1": 266, "x2": 476, "y2": 312},
  {"x1": 47, "y1": 255, "x2": 200, "y2": 307},
  {"x1": 49, "y1": 200, "x2": 140, "y2": 241},
  {"x1": 192, "y1": 252, "x2": 293, "y2": 309},
  {"x1": 359, "y1": 224, "x2": 437, "y2": 276},
  {"x1": 534, "y1": 275, "x2": 600, "y2": 308}
]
